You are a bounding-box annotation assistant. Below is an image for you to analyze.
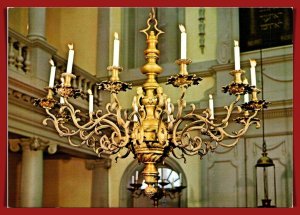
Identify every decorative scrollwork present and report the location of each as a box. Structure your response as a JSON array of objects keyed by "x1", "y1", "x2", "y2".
[
  {"x1": 167, "y1": 74, "x2": 203, "y2": 88},
  {"x1": 97, "y1": 80, "x2": 132, "y2": 94},
  {"x1": 222, "y1": 82, "x2": 253, "y2": 95}
]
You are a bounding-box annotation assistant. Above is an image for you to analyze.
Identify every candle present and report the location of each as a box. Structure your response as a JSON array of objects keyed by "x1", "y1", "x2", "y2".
[
  {"x1": 250, "y1": 59, "x2": 257, "y2": 87},
  {"x1": 135, "y1": 171, "x2": 138, "y2": 181},
  {"x1": 60, "y1": 77, "x2": 65, "y2": 87},
  {"x1": 167, "y1": 98, "x2": 171, "y2": 112},
  {"x1": 132, "y1": 175, "x2": 134, "y2": 184},
  {"x1": 132, "y1": 96, "x2": 138, "y2": 122},
  {"x1": 243, "y1": 78, "x2": 249, "y2": 103},
  {"x1": 159, "y1": 169, "x2": 162, "y2": 180},
  {"x1": 209, "y1": 94, "x2": 214, "y2": 120},
  {"x1": 179, "y1": 24, "x2": 187, "y2": 59},
  {"x1": 242, "y1": 78, "x2": 249, "y2": 103},
  {"x1": 60, "y1": 97, "x2": 64, "y2": 104},
  {"x1": 234, "y1": 40, "x2": 240, "y2": 71},
  {"x1": 167, "y1": 98, "x2": 171, "y2": 122},
  {"x1": 48, "y1": 59, "x2": 56, "y2": 88},
  {"x1": 113, "y1": 32, "x2": 120, "y2": 67},
  {"x1": 66, "y1": 43, "x2": 74, "y2": 73},
  {"x1": 88, "y1": 89, "x2": 93, "y2": 113},
  {"x1": 244, "y1": 93, "x2": 249, "y2": 103}
]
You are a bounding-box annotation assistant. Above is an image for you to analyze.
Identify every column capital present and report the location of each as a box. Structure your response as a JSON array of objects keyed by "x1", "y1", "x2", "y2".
[
  {"x1": 9, "y1": 136, "x2": 57, "y2": 154},
  {"x1": 85, "y1": 158, "x2": 112, "y2": 170}
]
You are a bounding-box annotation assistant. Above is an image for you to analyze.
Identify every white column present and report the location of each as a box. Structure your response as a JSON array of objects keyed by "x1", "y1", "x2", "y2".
[
  {"x1": 28, "y1": 8, "x2": 46, "y2": 40},
  {"x1": 86, "y1": 158, "x2": 111, "y2": 207},
  {"x1": 20, "y1": 144, "x2": 44, "y2": 207},
  {"x1": 9, "y1": 137, "x2": 57, "y2": 208}
]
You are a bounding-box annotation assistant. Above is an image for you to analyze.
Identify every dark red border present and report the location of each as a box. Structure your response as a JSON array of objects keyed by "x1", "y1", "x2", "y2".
[{"x1": 1, "y1": 0, "x2": 299, "y2": 214}]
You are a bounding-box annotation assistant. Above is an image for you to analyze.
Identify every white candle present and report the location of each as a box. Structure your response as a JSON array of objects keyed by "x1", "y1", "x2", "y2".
[
  {"x1": 48, "y1": 59, "x2": 56, "y2": 88},
  {"x1": 132, "y1": 96, "x2": 138, "y2": 122},
  {"x1": 113, "y1": 32, "x2": 120, "y2": 67},
  {"x1": 135, "y1": 171, "x2": 138, "y2": 181},
  {"x1": 132, "y1": 175, "x2": 134, "y2": 184},
  {"x1": 88, "y1": 89, "x2": 93, "y2": 113},
  {"x1": 60, "y1": 77, "x2": 65, "y2": 87},
  {"x1": 159, "y1": 168, "x2": 162, "y2": 180},
  {"x1": 66, "y1": 43, "x2": 74, "y2": 73},
  {"x1": 244, "y1": 93, "x2": 249, "y2": 103},
  {"x1": 179, "y1": 24, "x2": 187, "y2": 59},
  {"x1": 209, "y1": 94, "x2": 214, "y2": 120},
  {"x1": 242, "y1": 78, "x2": 249, "y2": 103},
  {"x1": 167, "y1": 98, "x2": 171, "y2": 122},
  {"x1": 60, "y1": 97, "x2": 64, "y2": 104},
  {"x1": 167, "y1": 98, "x2": 171, "y2": 112},
  {"x1": 234, "y1": 40, "x2": 240, "y2": 71},
  {"x1": 250, "y1": 59, "x2": 257, "y2": 87}
]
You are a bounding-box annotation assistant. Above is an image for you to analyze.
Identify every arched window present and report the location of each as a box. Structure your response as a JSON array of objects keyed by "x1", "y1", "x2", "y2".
[{"x1": 119, "y1": 158, "x2": 187, "y2": 208}]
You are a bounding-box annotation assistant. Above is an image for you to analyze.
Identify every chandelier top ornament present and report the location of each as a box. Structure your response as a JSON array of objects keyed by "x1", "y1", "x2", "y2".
[
  {"x1": 140, "y1": 8, "x2": 164, "y2": 39},
  {"x1": 34, "y1": 8, "x2": 268, "y2": 202}
]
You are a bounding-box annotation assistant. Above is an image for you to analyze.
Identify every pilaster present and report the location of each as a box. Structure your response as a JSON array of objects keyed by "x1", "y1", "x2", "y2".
[
  {"x1": 85, "y1": 158, "x2": 112, "y2": 207},
  {"x1": 27, "y1": 8, "x2": 46, "y2": 41},
  {"x1": 9, "y1": 137, "x2": 57, "y2": 207}
]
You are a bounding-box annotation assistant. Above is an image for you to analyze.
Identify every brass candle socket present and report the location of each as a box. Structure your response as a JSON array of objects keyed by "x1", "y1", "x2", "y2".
[
  {"x1": 33, "y1": 87, "x2": 57, "y2": 109},
  {"x1": 56, "y1": 86, "x2": 82, "y2": 99},
  {"x1": 97, "y1": 66, "x2": 132, "y2": 94},
  {"x1": 107, "y1": 66, "x2": 123, "y2": 82},
  {"x1": 167, "y1": 59, "x2": 201, "y2": 89},
  {"x1": 57, "y1": 73, "x2": 81, "y2": 98},
  {"x1": 229, "y1": 69, "x2": 245, "y2": 84},
  {"x1": 61, "y1": 73, "x2": 76, "y2": 87},
  {"x1": 46, "y1": 87, "x2": 54, "y2": 99},
  {"x1": 175, "y1": 59, "x2": 192, "y2": 75},
  {"x1": 251, "y1": 88, "x2": 261, "y2": 101}
]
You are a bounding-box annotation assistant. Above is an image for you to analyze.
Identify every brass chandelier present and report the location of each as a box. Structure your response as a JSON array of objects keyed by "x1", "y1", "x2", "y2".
[{"x1": 34, "y1": 8, "x2": 268, "y2": 199}]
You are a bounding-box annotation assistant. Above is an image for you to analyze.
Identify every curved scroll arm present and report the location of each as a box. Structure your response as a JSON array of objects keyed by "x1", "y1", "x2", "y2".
[{"x1": 169, "y1": 92, "x2": 262, "y2": 159}]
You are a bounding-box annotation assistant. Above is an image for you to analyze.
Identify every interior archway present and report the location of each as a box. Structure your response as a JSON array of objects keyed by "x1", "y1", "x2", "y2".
[{"x1": 119, "y1": 158, "x2": 188, "y2": 207}]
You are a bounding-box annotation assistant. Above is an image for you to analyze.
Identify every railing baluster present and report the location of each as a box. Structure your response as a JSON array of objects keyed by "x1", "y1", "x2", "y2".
[
  {"x1": 8, "y1": 37, "x2": 16, "y2": 68},
  {"x1": 16, "y1": 42, "x2": 25, "y2": 72},
  {"x1": 24, "y1": 47, "x2": 31, "y2": 73}
]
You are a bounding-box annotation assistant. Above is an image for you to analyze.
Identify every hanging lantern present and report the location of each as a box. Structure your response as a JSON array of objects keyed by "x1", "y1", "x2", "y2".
[{"x1": 255, "y1": 141, "x2": 277, "y2": 208}]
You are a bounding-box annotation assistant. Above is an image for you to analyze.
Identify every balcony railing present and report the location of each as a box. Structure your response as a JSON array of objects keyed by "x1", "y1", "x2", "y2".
[{"x1": 8, "y1": 28, "x2": 105, "y2": 107}]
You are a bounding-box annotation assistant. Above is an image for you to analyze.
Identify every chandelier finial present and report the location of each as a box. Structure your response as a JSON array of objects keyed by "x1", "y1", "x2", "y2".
[{"x1": 140, "y1": 8, "x2": 164, "y2": 39}]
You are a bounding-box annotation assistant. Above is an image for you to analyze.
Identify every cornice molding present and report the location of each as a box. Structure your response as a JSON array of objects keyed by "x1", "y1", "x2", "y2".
[
  {"x1": 9, "y1": 27, "x2": 57, "y2": 55},
  {"x1": 212, "y1": 53, "x2": 293, "y2": 73}
]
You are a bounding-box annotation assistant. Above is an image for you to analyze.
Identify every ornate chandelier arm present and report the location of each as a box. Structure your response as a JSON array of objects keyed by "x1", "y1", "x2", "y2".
[
  {"x1": 43, "y1": 108, "x2": 80, "y2": 136},
  {"x1": 210, "y1": 95, "x2": 242, "y2": 128},
  {"x1": 111, "y1": 93, "x2": 130, "y2": 128},
  {"x1": 60, "y1": 99, "x2": 96, "y2": 129},
  {"x1": 215, "y1": 109, "x2": 259, "y2": 138},
  {"x1": 174, "y1": 87, "x2": 187, "y2": 121}
]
